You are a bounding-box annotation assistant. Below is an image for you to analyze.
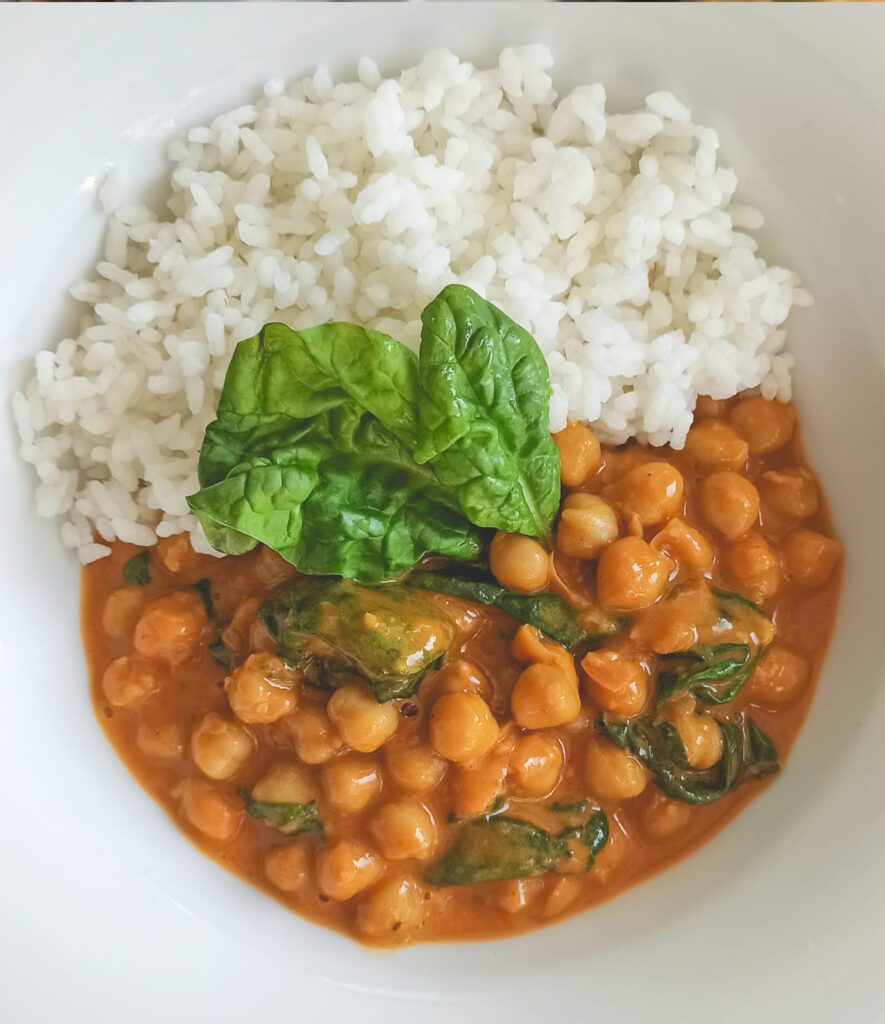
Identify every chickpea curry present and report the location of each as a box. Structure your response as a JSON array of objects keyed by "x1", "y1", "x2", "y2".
[{"x1": 84, "y1": 391, "x2": 841, "y2": 946}]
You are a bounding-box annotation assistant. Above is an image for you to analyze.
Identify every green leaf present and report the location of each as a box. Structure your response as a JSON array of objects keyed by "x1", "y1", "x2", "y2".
[
  {"x1": 656, "y1": 643, "x2": 754, "y2": 707},
  {"x1": 408, "y1": 569, "x2": 615, "y2": 648},
  {"x1": 187, "y1": 321, "x2": 485, "y2": 583},
  {"x1": 603, "y1": 712, "x2": 778, "y2": 805},
  {"x1": 192, "y1": 578, "x2": 215, "y2": 619},
  {"x1": 244, "y1": 797, "x2": 323, "y2": 836},
  {"x1": 548, "y1": 800, "x2": 589, "y2": 815},
  {"x1": 259, "y1": 577, "x2": 456, "y2": 702},
  {"x1": 123, "y1": 551, "x2": 150, "y2": 586},
  {"x1": 557, "y1": 809, "x2": 609, "y2": 865},
  {"x1": 415, "y1": 285, "x2": 560, "y2": 539}
]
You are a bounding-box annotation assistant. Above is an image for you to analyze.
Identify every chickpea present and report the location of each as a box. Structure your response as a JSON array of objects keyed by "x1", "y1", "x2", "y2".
[
  {"x1": 225, "y1": 653, "x2": 300, "y2": 725},
  {"x1": 780, "y1": 529, "x2": 842, "y2": 588},
  {"x1": 135, "y1": 721, "x2": 184, "y2": 760},
  {"x1": 556, "y1": 493, "x2": 619, "y2": 560},
  {"x1": 511, "y1": 625, "x2": 576, "y2": 680},
  {"x1": 178, "y1": 778, "x2": 241, "y2": 842},
  {"x1": 321, "y1": 754, "x2": 382, "y2": 815},
  {"x1": 489, "y1": 532, "x2": 549, "y2": 593},
  {"x1": 553, "y1": 422, "x2": 602, "y2": 487},
  {"x1": 102, "y1": 586, "x2": 147, "y2": 640},
  {"x1": 190, "y1": 713, "x2": 253, "y2": 780},
  {"x1": 316, "y1": 839, "x2": 383, "y2": 901},
  {"x1": 434, "y1": 659, "x2": 492, "y2": 701},
  {"x1": 670, "y1": 711, "x2": 723, "y2": 769},
  {"x1": 511, "y1": 663, "x2": 581, "y2": 730},
  {"x1": 725, "y1": 533, "x2": 780, "y2": 604},
  {"x1": 494, "y1": 877, "x2": 545, "y2": 915},
  {"x1": 155, "y1": 533, "x2": 200, "y2": 574},
  {"x1": 220, "y1": 596, "x2": 263, "y2": 658},
  {"x1": 102, "y1": 654, "x2": 160, "y2": 708},
  {"x1": 596, "y1": 537, "x2": 672, "y2": 611},
  {"x1": 650, "y1": 517, "x2": 714, "y2": 574},
  {"x1": 730, "y1": 396, "x2": 797, "y2": 455},
  {"x1": 429, "y1": 692, "x2": 499, "y2": 764},
  {"x1": 383, "y1": 735, "x2": 447, "y2": 794},
  {"x1": 581, "y1": 649, "x2": 648, "y2": 716},
  {"x1": 452, "y1": 736, "x2": 513, "y2": 817},
  {"x1": 284, "y1": 703, "x2": 343, "y2": 765},
  {"x1": 642, "y1": 791, "x2": 691, "y2": 842},
  {"x1": 695, "y1": 396, "x2": 728, "y2": 419},
  {"x1": 264, "y1": 842, "x2": 311, "y2": 894},
  {"x1": 748, "y1": 645, "x2": 809, "y2": 709},
  {"x1": 355, "y1": 874, "x2": 428, "y2": 940},
  {"x1": 760, "y1": 467, "x2": 819, "y2": 521},
  {"x1": 327, "y1": 683, "x2": 399, "y2": 753},
  {"x1": 252, "y1": 762, "x2": 317, "y2": 806},
  {"x1": 590, "y1": 817, "x2": 629, "y2": 885},
  {"x1": 369, "y1": 801, "x2": 436, "y2": 860},
  {"x1": 543, "y1": 876, "x2": 583, "y2": 918},
  {"x1": 584, "y1": 736, "x2": 648, "y2": 800},
  {"x1": 133, "y1": 590, "x2": 208, "y2": 665},
  {"x1": 603, "y1": 461, "x2": 685, "y2": 528},
  {"x1": 700, "y1": 471, "x2": 760, "y2": 539},
  {"x1": 684, "y1": 420, "x2": 749, "y2": 471},
  {"x1": 508, "y1": 732, "x2": 563, "y2": 797}
]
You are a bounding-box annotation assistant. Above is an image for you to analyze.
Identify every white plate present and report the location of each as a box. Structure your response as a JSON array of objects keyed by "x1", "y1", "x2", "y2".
[{"x1": 2, "y1": 4, "x2": 885, "y2": 1022}]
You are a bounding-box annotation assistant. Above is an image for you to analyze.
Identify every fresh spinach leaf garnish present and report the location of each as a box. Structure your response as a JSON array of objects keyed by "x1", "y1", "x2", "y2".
[
  {"x1": 243, "y1": 795, "x2": 323, "y2": 836},
  {"x1": 123, "y1": 551, "x2": 150, "y2": 586},
  {"x1": 260, "y1": 577, "x2": 456, "y2": 702},
  {"x1": 409, "y1": 569, "x2": 614, "y2": 648},
  {"x1": 603, "y1": 712, "x2": 778, "y2": 805},
  {"x1": 425, "y1": 810, "x2": 608, "y2": 887},
  {"x1": 187, "y1": 286, "x2": 560, "y2": 581}
]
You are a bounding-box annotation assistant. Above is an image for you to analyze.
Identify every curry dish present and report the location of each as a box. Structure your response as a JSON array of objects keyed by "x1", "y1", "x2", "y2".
[{"x1": 83, "y1": 393, "x2": 841, "y2": 946}]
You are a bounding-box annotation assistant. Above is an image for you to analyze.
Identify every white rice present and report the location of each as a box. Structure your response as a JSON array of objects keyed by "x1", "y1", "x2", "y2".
[{"x1": 13, "y1": 46, "x2": 811, "y2": 564}]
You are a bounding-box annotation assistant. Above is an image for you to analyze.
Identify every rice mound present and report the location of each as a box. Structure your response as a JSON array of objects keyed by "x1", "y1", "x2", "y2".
[{"x1": 12, "y1": 46, "x2": 810, "y2": 564}]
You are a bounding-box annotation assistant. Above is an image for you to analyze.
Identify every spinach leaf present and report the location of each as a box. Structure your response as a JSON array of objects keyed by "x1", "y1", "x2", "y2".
[
  {"x1": 656, "y1": 643, "x2": 757, "y2": 707},
  {"x1": 187, "y1": 321, "x2": 485, "y2": 583},
  {"x1": 408, "y1": 569, "x2": 615, "y2": 648},
  {"x1": 415, "y1": 285, "x2": 560, "y2": 539},
  {"x1": 192, "y1": 578, "x2": 215, "y2": 619},
  {"x1": 425, "y1": 810, "x2": 608, "y2": 887},
  {"x1": 123, "y1": 551, "x2": 150, "y2": 586},
  {"x1": 244, "y1": 796, "x2": 323, "y2": 836},
  {"x1": 603, "y1": 712, "x2": 778, "y2": 805},
  {"x1": 549, "y1": 800, "x2": 590, "y2": 815},
  {"x1": 260, "y1": 577, "x2": 456, "y2": 702}
]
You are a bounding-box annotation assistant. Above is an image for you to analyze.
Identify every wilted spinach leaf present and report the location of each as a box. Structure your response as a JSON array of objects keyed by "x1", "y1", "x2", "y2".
[
  {"x1": 123, "y1": 551, "x2": 150, "y2": 586},
  {"x1": 244, "y1": 796, "x2": 323, "y2": 836}
]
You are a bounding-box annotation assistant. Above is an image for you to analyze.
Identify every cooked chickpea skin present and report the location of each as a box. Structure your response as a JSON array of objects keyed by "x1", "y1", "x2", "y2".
[
  {"x1": 511, "y1": 663, "x2": 581, "y2": 730},
  {"x1": 725, "y1": 533, "x2": 781, "y2": 604},
  {"x1": 383, "y1": 735, "x2": 447, "y2": 794},
  {"x1": 760, "y1": 467, "x2": 819, "y2": 521},
  {"x1": 603, "y1": 461, "x2": 685, "y2": 528},
  {"x1": 264, "y1": 842, "x2": 311, "y2": 894},
  {"x1": 748, "y1": 645, "x2": 809, "y2": 709},
  {"x1": 284, "y1": 702, "x2": 343, "y2": 765},
  {"x1": 780, "y1": 529, "x2": 842, "y2": 588},
  {"x1": 730, "y1": 396, "x2": 797, "y2": 455},
  {"x1": 102, "y1": 655, "x2": 160, "y2": 708},
  {"x1": 226, "y1": 653, "x2": 300, "y2": 725},
  {"x1": 632, "y1": 601, "x2": 697, "y2": 655},
  {"x1": 434, "y1": 658, "x2": 492, "y2": 701},
  {"x1": 135, "y1": 721, "x2": 184, "y2": 761},
  {"x1": 683, "y1": 419, "x2": 749, "y2": 471},
  {"x1": 452, "y1": 735, "x2": 513, "y2": 817},
  {"x1": 321, "y1": 754, "x2": 382, "y2": 815},
  {"x1": 508, "y1": 732, "x2": 563, "y2": 797},
  {"x1": 178, "y1": 778, "x2": 242, "y2": 842},
  {"x1": 489, "y1": 532, "x2": 549, "y2": 594},
  {"x1": 596, "y1": 537, "x2": 673, "y2": 612},
  {"x1": 581, "y1": 649, "x2": 648, "y2": 715},
  {"x1": 556, "y1": 493, "x2": 619, "y2": 560},
  {"x1": 553, "y1": 422, "x2": 602, "y2": 487},
  {"x1": 355, "y1": 874, "x2": 428, "y2": 940},
  {"x1": 252, "y1": 762, "x2": 317, "y2": 806},
  {"x1": 642, "y1": 791, "x2": 692, "y2": 843},
  {"x1": 102, "y1": 586, "x2": 147, "y2": 640},
  {"x1": 584, "y1": 735, "x2": 648, "y2": 800},
  {"x1": 650, "y1": 517, "x2": 714, "y2": 574},
  {"x1": 370, "y1": 801, "x2": 436, "y2": 860},
  {"x1": 133, "y1": 590, "x2": 209, "y2": 665},
  {"x1": 670, "y1": 711, "x2": 724, "y2": 770},
  {"x1": 430, "y1": 692, "x2": 499, "y2": 764},
  {"x1": 700, "y1": 471, "x2": 760, "y2": 539},
  {"x1": 316, "y1": 839, "x2": 383, "y2": 901},
  {"x1": 327, "y1": 683, "x2": 399, "y2": 753},
  {"x1": 494, "y1": 877, "x2": 545, "y2": 915},
  {"x1": 190, "y1": 712, "x2": 253, "y2": 780}
]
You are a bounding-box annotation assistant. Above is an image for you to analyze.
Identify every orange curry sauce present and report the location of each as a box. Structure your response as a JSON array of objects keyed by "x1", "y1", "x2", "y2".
[{"x1": 82, "y1": 395, "x2": 841, "y2": 945}]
